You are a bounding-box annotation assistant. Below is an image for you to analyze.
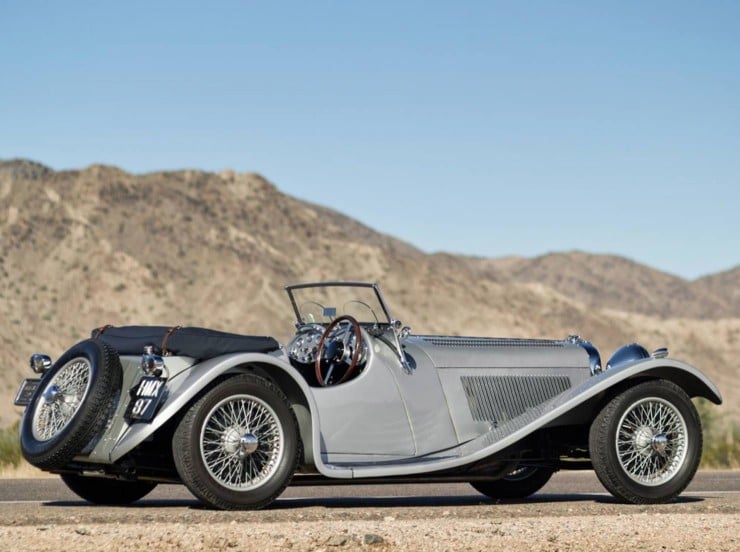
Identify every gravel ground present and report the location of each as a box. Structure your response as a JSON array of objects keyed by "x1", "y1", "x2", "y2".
[
  {"x1": 2, "y1": 473, "x2": 738, "y2": 551},
  {"x1": 1, "y1": 512, "x2": 737, "y2": 551}
]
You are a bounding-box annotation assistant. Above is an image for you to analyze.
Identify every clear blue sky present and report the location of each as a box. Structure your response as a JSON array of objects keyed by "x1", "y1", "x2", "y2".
[{"x1": 2, "y1": 1, "x2": 738, "y2": 279}]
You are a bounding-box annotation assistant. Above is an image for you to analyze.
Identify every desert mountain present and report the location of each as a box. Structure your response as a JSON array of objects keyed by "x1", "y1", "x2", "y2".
[
  {"x1": 1, "y1": 159, "x2": 738, "y2": 428},
  {"x1": 480, "y1": 251, "x2": 738, "y2": 319},
  {"x1": 692, "y1": 266, "x2": 740, "y2": 316}
]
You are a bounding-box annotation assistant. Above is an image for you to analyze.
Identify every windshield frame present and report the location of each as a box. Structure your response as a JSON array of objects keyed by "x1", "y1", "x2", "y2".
[{"x1": 285, "y1": 282, "x2": 393, "y2": 326}]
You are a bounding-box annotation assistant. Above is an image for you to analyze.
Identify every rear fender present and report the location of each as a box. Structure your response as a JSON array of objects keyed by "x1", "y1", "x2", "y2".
[{"x1": 107, "y1": 353, "x2": 345, "y2": 477}]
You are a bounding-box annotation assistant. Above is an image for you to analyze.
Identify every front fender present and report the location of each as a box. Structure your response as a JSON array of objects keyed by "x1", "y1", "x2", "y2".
[
  {"x1": 108, "y1": 352, "x2": 345, "y2": 477},
  {"x1": 594, "y1": 357, "x2": 722, "y2": 404}
]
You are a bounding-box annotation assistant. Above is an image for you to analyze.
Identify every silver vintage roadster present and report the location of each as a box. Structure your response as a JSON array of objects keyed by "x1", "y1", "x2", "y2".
[{"x1": 15, "y1": 282, "x2": 722, "y2": 509}]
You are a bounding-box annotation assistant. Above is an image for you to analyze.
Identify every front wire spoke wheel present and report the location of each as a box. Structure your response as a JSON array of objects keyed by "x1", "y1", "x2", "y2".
[
  {"x1": 590, "y1": 379, "x2": 702, "y2": 504},
  {"x1": 616, "y1": 397, "x2": 688, "y2": 486},
  {"x1": 200, "y1": 394, "x2": 284, "y2": 492}
]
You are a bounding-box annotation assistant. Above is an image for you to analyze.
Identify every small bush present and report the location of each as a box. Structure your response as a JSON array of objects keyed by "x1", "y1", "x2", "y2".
[
  {"x1": 0, "y1": 422, "x2": 21, "y2": 469},
  {"x1": 702, "y1": 422, "x2": 740, "y2": 468},
  {"x1": 696, "y1": 399, "x2": 740, "y2": 469}
]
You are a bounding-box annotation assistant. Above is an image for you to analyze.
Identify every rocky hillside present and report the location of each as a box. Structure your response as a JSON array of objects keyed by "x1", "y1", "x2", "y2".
[
  {"x1": 479, "y1": 251, "x2": 737, "y2": 319},
  {"x1": 1, "y1": 159, "x2": 738, "y2": 428}
]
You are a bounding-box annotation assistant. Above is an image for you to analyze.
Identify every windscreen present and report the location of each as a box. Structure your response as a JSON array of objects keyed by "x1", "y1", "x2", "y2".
[{"x1": 287, "y1": 283, "x2": 391, "y2": 325}]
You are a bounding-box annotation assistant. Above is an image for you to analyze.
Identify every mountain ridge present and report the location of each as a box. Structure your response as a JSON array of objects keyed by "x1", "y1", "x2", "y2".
[{"x1": 1, "y1": 159, "x2": 737, "y2": 428}]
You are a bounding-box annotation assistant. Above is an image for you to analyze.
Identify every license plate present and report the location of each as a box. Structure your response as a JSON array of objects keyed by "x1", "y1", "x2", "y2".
[
  {"x1": 14, "y1": 379, "x2": 41, "y2": 406},
  {"x1": 124, "y1": 376, "x2": 167, "y2": 423}
]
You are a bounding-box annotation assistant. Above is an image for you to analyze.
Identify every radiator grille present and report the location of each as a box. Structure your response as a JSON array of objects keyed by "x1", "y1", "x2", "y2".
[
  {"x1": 461, "y1": 375, "x2": 571, "y2": 423},
  {"x1": 423, "y1": 336, "x2": 565, "y2": 349}
]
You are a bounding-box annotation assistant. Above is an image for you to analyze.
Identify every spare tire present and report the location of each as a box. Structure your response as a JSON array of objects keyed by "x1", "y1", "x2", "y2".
[{"x1": 20, "y1": 339, "x2": 122, "y2": 470}]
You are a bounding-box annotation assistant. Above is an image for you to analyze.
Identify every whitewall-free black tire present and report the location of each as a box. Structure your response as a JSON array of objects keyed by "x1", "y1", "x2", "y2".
[
  {"x1": 61, "y1": 474, "x2": 157, "y2": 505},
  {"x1": 589, "y1": 379, "x2": 702, "y2": 504},
  {"x1": 20, "y1": 339, "x2": 122, "y2": 470},
  {"x1": 471, "y1": 466, "x2": 555, "y2": 499},
  {"x1": 172, "y1": 374, "x2": 300, "y2": 510}
]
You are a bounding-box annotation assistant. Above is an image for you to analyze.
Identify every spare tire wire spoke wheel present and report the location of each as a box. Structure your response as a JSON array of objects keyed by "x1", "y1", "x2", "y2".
[
  {"x1": 20, "y1": 339, "x2": 122, "y2": 470},
  {"x1": 32, "y1": 358, "x2": 92, "y2": 442}
]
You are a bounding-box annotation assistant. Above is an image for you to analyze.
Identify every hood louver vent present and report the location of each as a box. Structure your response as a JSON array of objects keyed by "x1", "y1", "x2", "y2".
[
  {"x1": 461, "y1": 375, "x2": 571, "y2": 423},
  {"x1": 423, "y1": 336, "x2": 566, "y2": 349}
]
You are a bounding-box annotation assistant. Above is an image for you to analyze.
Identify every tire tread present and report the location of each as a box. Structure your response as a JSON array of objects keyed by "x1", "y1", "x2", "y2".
[
  {"x1": 172, "y1": 373, "x2": 301, "y2": 510},
  {"x1": 589, "y1": 379, "x2": 702, "y2": 504},
  {"x1": 61, "y1": 474, "x2": 157, "y2": 505},
  {"x1": 20, "y1": 340, "x2": 122, "y2": 470}
]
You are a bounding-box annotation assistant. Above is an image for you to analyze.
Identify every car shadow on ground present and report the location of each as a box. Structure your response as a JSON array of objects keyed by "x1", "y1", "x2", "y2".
[
  {"x1": 43, "y1": 499, "x2": 200, "y2": 508},
  {"x1": 267, "y1": 493, "x2": 704, "y2": 509},
  {"x1": 41, "y1": 493, "x2": 704, "y2": 510}
]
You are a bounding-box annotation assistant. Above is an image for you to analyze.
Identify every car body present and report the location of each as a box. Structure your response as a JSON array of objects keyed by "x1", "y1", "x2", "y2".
[{"x1": 16, "y1": 282, "x2": 722, "y2": 509}]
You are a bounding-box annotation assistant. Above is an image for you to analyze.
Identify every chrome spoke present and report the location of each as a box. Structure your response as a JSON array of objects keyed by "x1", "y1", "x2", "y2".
[
  {"x1": 200, "y1": 394, "x2": 284, "y2": 491},
  {"x1": 615, "y1": 397, "x2": 688, "y2": 486},
  {"x1": 32, "y1": 358, "x2": 92, "y2": 442}
]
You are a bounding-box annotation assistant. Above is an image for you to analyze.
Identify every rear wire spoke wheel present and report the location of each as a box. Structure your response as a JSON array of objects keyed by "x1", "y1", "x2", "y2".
[
  {"x1": 200, "y1": 394, "x2": 284, "y2": 491},
  {"x1": 173, "y1": 374, "x2": 300, "y2": 510},
  {"x1": 589, "y1": 379, "x2": 702, "y2": 504}
]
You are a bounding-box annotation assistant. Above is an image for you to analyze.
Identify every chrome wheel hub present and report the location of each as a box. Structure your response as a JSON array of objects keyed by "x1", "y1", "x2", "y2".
[
  {"x1": 239, "y1": 433, "x2": 259, "y2": 456},
  {"x1": 633, "y1": 426, "x2": 655, "y2": 454},
  {"x1": 221, "y1": 428, "x2": 243, "y2": 454},
  {"x1": 31, "y1": 358, "x2": 92, "y2": 442},
  {"x1": 42, "y1": 385, "x2": 63, "y2": 404},
  {"x1": 221, "y1": 429, "x2": 260, "y2": 458},
  {"x1": 651, "y1": 433, "x2": 669, "y2": 456},
  {"x1": 200, "y1": 395, "x2": 284, "y2": 491},
  {"x1": 616, "y1": 397, "x2": 688, "y2": 486}
]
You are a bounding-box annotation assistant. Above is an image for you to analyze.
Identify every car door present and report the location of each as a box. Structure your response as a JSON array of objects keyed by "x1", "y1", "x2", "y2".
[
  {"x1": 384, "y1": 340, "x2": 459, "y2": 456},
  {"x1": 311, "y1": 343, "x2": 415, "y2": 463}
]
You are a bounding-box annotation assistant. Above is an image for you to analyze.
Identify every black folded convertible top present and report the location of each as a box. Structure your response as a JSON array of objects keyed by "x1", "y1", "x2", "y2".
[{"x1": 91, "y1": 325, "x2": 279, "y2": 360}]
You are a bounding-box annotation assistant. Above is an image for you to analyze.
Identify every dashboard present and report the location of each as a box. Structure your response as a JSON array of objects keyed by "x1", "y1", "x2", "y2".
[{"x1": 287, "y1": 325, "x2": 325, "y2": 365}]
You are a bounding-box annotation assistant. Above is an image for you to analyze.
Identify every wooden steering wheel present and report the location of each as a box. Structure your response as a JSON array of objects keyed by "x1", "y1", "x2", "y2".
[{"x1": 315, "y1": 315, "x2": 363, "y2": 386}]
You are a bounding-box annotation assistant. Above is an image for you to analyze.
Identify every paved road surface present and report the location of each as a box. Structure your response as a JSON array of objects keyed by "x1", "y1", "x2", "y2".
[
  {"x1": 0, "y1": 471, "x2": 737, "y2": 551},
  {"x1": 0, "y1": 470, "x2": 737, "y2": 522}
]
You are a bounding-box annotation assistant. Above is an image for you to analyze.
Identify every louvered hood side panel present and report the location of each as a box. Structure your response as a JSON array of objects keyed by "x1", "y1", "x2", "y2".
[
  {"x1": 408, "y1": 336, "x2": 590, "y2": 369},
  {"x1": 461, "y1": 374, "x2": 572, "y2": 423}
]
